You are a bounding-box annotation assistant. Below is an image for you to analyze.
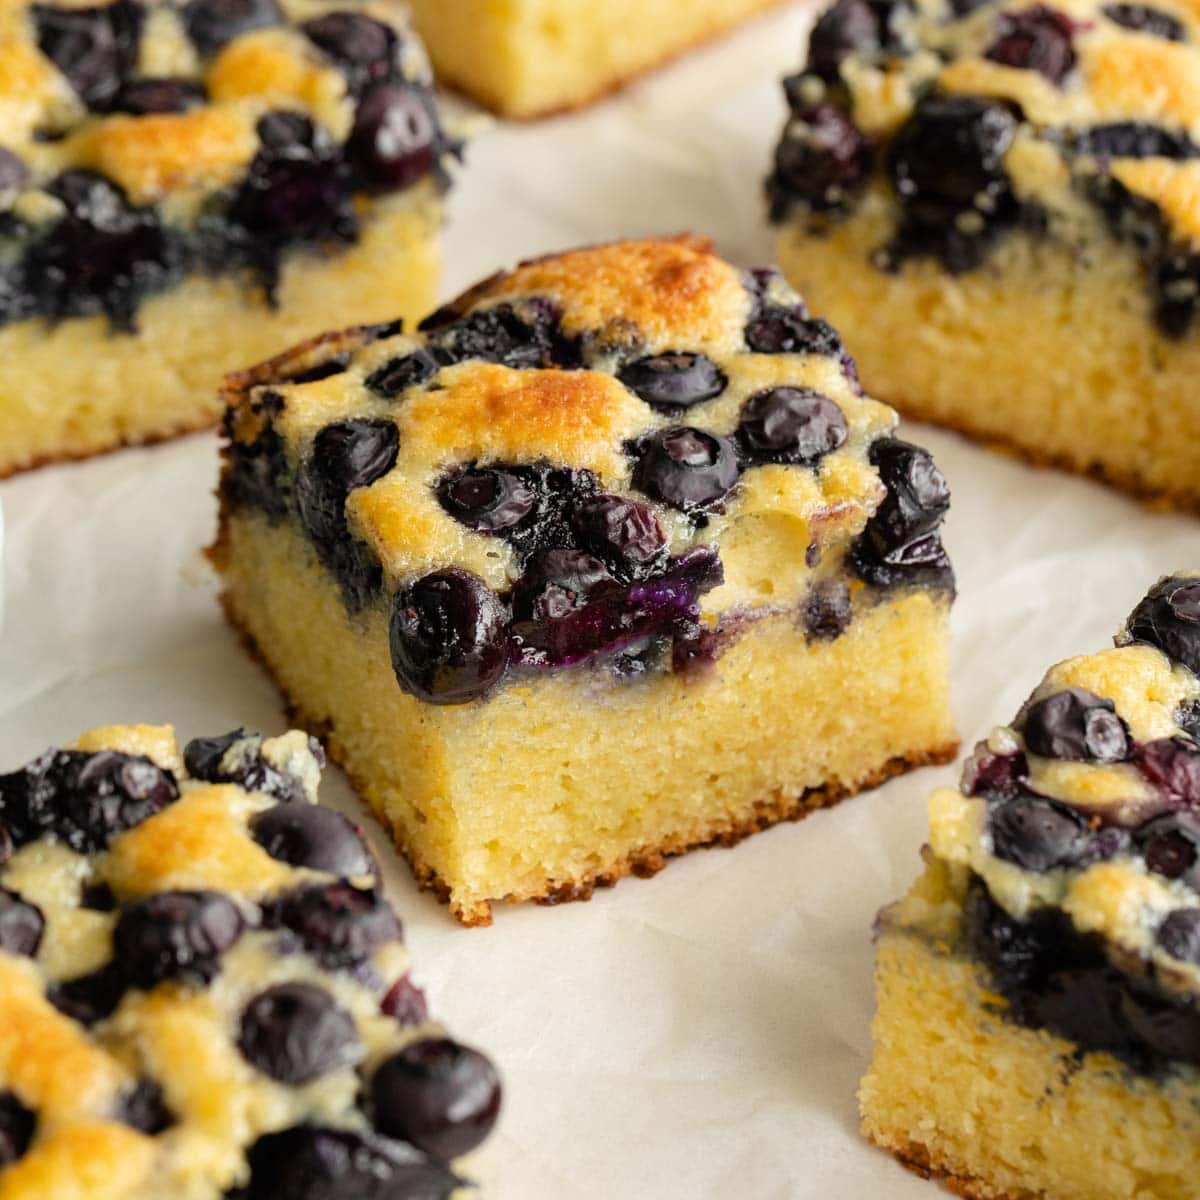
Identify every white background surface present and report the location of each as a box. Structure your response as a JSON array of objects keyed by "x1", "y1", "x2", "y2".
[{"x1": 2, "y1": 5, "x2": 1199, "y2": 1196}]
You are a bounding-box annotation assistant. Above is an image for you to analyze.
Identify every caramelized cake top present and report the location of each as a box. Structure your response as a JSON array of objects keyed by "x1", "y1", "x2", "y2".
[
  {"x1": 770, "y1": 0, "x2": 1200, "y2": 334},
  {"x1": 0, "y1": 724, "x2": 500, "y2": 1199},
  {"x1": 218, "y1": 236, "x2": 955, "y2": 706},
  {"x1": 0, "y1": 0, "x2": 457, "y2": 330}
]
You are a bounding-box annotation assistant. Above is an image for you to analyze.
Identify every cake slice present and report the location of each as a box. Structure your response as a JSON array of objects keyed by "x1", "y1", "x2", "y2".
[
  {"x1": 863, "y1": 572, "x2": 1200, "y2": 1199},
  {"x1": 212, "y1": 235, "x2": 958, "y2": 926},
  {"x1": 770, "y1": 0, "x2": 1200, "y2": 508},
  {"x1": 0, "y1": 722, "x2": 500, "y2": 1199},
  {"x1": 407, "y1": 0, "x2": 793, "y2": 118},
  {"x1": 0, "y1": 0, "x2": 458, "y2": 477}
]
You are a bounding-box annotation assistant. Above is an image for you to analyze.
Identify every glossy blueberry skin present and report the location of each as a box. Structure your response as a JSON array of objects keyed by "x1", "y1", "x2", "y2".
[
  {"x1": 183, "y1": 730, "x2": 321, "y2": 805},
  {"x1": 32, "y1": 0, "x2": 143, "y2": 108},
  {"x1": 251, "y1": 805, "x2": 376, "y2": 879},
  {"x1": 437, "y1": 467, "x2": 536, "y2": 534},
  {"x1": 984, "y1": 5, "x2": 1078, "y2": 83},
  {"x1": 390, "y1": 570, "x2": 510, "y2": 704},
  {"x1": 630, "y1": 427, "x2": 740, "y2": 513},
  {"x1": 1135, "y1": 737, "x2": 1200, "y2": 806},
  {"x1": 302, "y1": 12, "x2": 399, "y2": 96},
  {"x1": 1021, "y1": 688, "x2": 1130, "y2": 763},
  {"x1": 0, "y1": 1093, "x2": 35, "y2": 1167},
  {"x1": 1070, "y1": 122, "x2": 1199, "y2": 160},
  {"x1": 113, "y1": 890, "x2": 245, "y2": 989},
  {"x1": 1135, "y1": 813, "x2": 1200, "y2": 889},
  {"x1": 108, "y1": 77, "x2": 206, "y2": 114},
  {"x1": 1124, "y1": 576, "x2": 1200, "y2": 675},
  {"x1": 1103, "y1": 1, "x2": 1186, "y2": 38},
  {"x1": 511, "y1": 550, "x2": 615, "y2": 622},
  {"x1": 366, "y1": 347, "x2": 444, "y2": 399},
  {"x1": 371, "y1": 1039, "x2": 502, "y2": 1160},
  {"x1": 268, "y1": 883, "x2": 403, "y2": 970},
  {"x1": 181, "y1": 0, "x2": 282, "y2": 55},
  {"x1": 988, "y1": 795, "x2": 1093, "y2": 871},
  {"x1": 570, "y1": 494, "x2": 667, "y2": 580},
  {"x1": 238, "y1": 983, "x2": 360, "y2": 1084},
  {"x1": 47, "y1": 961, "x2": 125, "y2": 1026},
  {"x1": 770, "y1": 103, "x2": 873, "y2": 217},
  {"x1": 381, "y1": 975, "x2": 429, "y2": 1026},
  {"x1": 806, "y1": 0, "x2": 882, "y2": 79},
  {"x1": 736, "y1": 387, "x2": 848, "y2": 466},
  {"x1": 805, "y1": 579, "x2": 852, "y2": 641},
  {"x1": 0, "y1": 889, "x2": 44, "y2": 958},
  {"x1": 348, "y1": 85, "x2": 443, "y2": 193},
  {"x1": 1158, "y1": 908, "x2": 1200, "y2": 963},
  {"x1": 745, "y1": 307, "x2": 845, "y2": 358},
  {"x1": 617, "y1": 353, "x2": 727, "y2": 414}
]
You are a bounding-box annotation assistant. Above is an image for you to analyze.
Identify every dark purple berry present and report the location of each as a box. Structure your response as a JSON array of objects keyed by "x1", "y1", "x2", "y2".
[
  {"x1": 1021, "y1": 688, "x2": 1130, "y2": 763},
  {"x1": 389, "y1": 569, "x2": 509, "y2": 704},
  {"x1": 858, "y1": 435, "x2": 951, "y2": 564},
  {"x1": 617, "y1": 352, "x2": 726, "y2": 413},
  {"x1": 251, "y1": 805, "x2": 376, "y2": 878},
  {"x1": 0, "y1": 1093, "x2": 35, "y2": 1166},
  {"x1": 32, "y1": 0, "x2": 142, "y2": 108},
  {"x1": 745, "y1": 307, "x2": 844, "y2": 357},
  {"x1": 269, "y1": 883, "x2": 402, "y2": 970},
  {"x1": 381, "y1": 976, "x2": 428, "y2": 1025},
  {"x1": 348, "y1": 85, "x2": 442, "y2": 193},
  {"x1": 48, "y1": 961, "x2": 125, "y2": 1025},
  {"x1": 570, "y1": 494, "x2": 667, "y2": 579},
  {"x1": 1103, "y1": 2, "x2": 1186, "y2": 38},
  {"x1": 1070, "y1": 121, "x2": 1198, "y2": 160},
  {"x1": 1136, "y1": 813, "x2": 1200, "y2": 886},
  {"x1": 989, "y1": 796, "x2": 1092, "y2": 871},
  {"x1": 806, "y1": 0, "x2": 882, "y2": 80},
  {"x1": 1124, "y1": 576, "x2": 1200, "y2": 675},
  {"x1": 239, "y1": 983, "x2": 359, "y2": 1084},
  {"x1": 428, "y1": 302, "x2": 578, "y2": 371},
  {"x1": 113, "y1": 891, "x2": 245, "y2": 989},
  {"x1": 1133, "y1": 737, "x2": 1200, "y2": 806},
  {"x1": 371, "y1": 1039, "x2": 501, "y2": 1160},
  {"x1": 242, "y1": 1125, "x2": 461, "y2": 1200},
  {"x1": 631, "y1": 427, "x2": 740, "y2": 512},
  {"x1": 1158, "y1": 908, "x2": 1200, "y2": 962},
  {"x1": 118, "y1": 1079, "x2": 173, "y2": 1135},
  {"x1": 0, "y1": 889, "x2": 43, "y2": 958},
  {"x1": 512, "y1": 550, "x2": 614, "y2": 622},
  {"x1": 182, "y1": 0, "x2": 282, "y2": 55},
  {"x1": 985, "y1": 5, "x2": 1078, "y2": 82},
  {"x1": 737, "y1": 386, "x2": 848, "y2": 465},
  {"x1": 1177, "y1": 701, "x2": 1200, "y2": 741},
  {"x1": 302, "y1": 12, "x2": 398, "y2": 96},
  {"x1": 0, "y1": 150, "x2": 29, "y2": 194},
  {"x1": 805, "y1": 579, "x2": 852, "y2": 640},
  {"x1": 438, "y1": 467, "x2": 536, "y2": 533},
  {"x1": 184, "y1": 730, "x2": 319, "y2": 804},
  {"x1": 770, "y1": 103, "x2": 873, "y2": 215},
  {"x1": 961, "y1": 744, "x2": 1029, "y2": 799},
  {"x1": 108, "y1": 77, "x2": 207, "y2": 115},
  {"x1": 365, "y1": 347, "x2": 443, "y2": 399}
]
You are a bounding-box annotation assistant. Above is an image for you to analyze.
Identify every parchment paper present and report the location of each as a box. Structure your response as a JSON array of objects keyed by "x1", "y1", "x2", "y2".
[{"x1": 2, "y1": 6, "x2": 1198, "y2": 1195}]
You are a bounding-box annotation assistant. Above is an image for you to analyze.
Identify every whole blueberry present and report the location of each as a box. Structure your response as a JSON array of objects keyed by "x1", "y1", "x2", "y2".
[
  {"x1": 1021, "y1": 688, "x2": 1130, "y2": 763},
  {"x1": 241, "y1": 1125, "x2": 461, "y2": 1200},
  {"x1": 512, "y1": 550, "x2": 614, "y2": 622},
  {"x1": 239, "y1": 983, "x2": 360, "y2": 1084},
  {"x1": 745, "y1": 307, "x2": 844, "y2": 357},
  {"x1": 302, "y1": 12, "x2": 398, "y2": 96},
  {"x1": 117, "y1": 1079, "x2": 174, "y2": 1135},
  {"x1": 0, "y1": 1092, "x2": 35, "y2": 1167},
  {"x1": 371, "y1": 1039, "x2": 501, "y2": 1160},
  {"x1": 438, "y1": 467, "x2": 536, "y2": 534},
  {"x1": 863, "y1": 436, "x2": 950, "y2": 550},
  {"x1": 1134, "y1": 737, "x2": 1200, "y2": 805},
  {"x1": 0, "y1": 889, "x2": 43, "y2": 958},
  {"x1": 989, "y1": 796, "x2": 1092, "y2": 871},
  {"x1": 269, "y1": 882, "x2": 403, "y2": 970},
  {"x1": 1135, "y1": 813, "x2": 1200, "y2": 887},
  {"x1": 184, "y1": 730, "x2": 317, "y2": 804},
  {"x1": 108, "y1": 77, "x2": 207, "y2": 115},
  {"x1": 1103, "y1": 2, "x2": 1186, "y2": 38},
  {"x1": 182, "y1": 0, "x2": 282, "y2": 55},
  {"x1": 365, "y1": 347, "x2": 444, "y2": 399},
  {"x1": 251, "y1": 805, "x2": 376, "y2": 878},
  {"x1": 806, "y1": 0, "x2": 882, "y2": 79},
  {"x1": 33, "y1": 0, "x2": 142, "y2": 107},
  {"x1": 429, "y1": 301, "x2": 576, "y2": 371},
  {"x1": 1124, "y1": 576, "x2": 1200, "y2": 675},
  {"x1": 47, "y1": 961, "x2": 125, "y2": 1026},
  {"x1": 570, "y1": 494, "x2": 667, "y2": 579},
  {"x1": 617, "y1": 353, "x2": 727, "y2": 413},
  {"x1": 805, "y1": 579, "x2": 853, "y2": 640},
  {"x1": 389, "y1": 570, "x2": 509, "y2": 704},
  {"x1": 737, "y1": 386, "x2": 848, "y2": 466},
  {"x1": 985, "y1": 5, "x2": 1078, "y2": 82},
  {"x1": 631, "y1": 427, "x2": 740, "y2": 513},
  {"x1": 1158, "y1": 908, "x2": 1200, "y2": 962},
  {"x1": 381, "y1": 975, "x2": 429, "y2": 1026},
  {"x1": 113, "y1": 890, "x2": 245, "y2": 989},
  {"x1": 771, "y1": 103, "x2": 873, "y2": 214},
  {"x1": 348, "y1": 85, "x2": 442, "y2": 193}
]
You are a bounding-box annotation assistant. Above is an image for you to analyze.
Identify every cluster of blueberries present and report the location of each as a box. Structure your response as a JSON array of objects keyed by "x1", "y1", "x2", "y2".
[
  {"x1": 0, "y1": 728, "x2": 501, "y2": 1199},
  {"x1": 228, "y1": 281, "x2": 955, "y2": 705},
  {"x1": 767, "y1": 0, "x2": 1200, "y2": 334},
  {"x1": 959, "y1": 578, "x2": 1200, "y2": 1074},
  {"x1": 0, "y1": 2, "x2": 453, "y2": 329}
]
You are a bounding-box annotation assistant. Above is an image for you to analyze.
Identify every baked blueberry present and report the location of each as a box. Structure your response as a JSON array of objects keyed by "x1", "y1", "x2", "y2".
[
  {"x1": 348, "y1": 85, "x2": 443, "y2": 193},
  {"x1": 0, "y1": 1092, "x2": 35, "y2": 1167},
  {"x1": 438, "y1": 466, "x2": 536, "y2": 534},
  {"x1": 182, "y1": 0, "x2": 283, "y2": 55},
  {"x1": 745, "y1": 307, "x2": 845, "y2": 357},
  {"x1": 1133, "y1": 737, "x2": 1200, "y2": 805},
  {"x1": 428, "y1": 302, "x2": 576, "y2": 371},
  {"x1": 0, "y1": 150, "x2": 28, "y2": 196},
  {"x1": 108, "y1": 77, "x2": 207, "y2": 116},
  {"x1": 0, "y1": 888, "x2": 43, "y2": 958},
  {"x1": 1158, "y1": 908, "x2": 1200, "y2": 963},
  {"x1": 251, "y1": 804, "x2": 376, "y2": 878},
  {"x1": 806, "y1": 0, "x2": 883, "y2": 79},
  {"x1": 365, "y1": 347, "x2": 444, "y2": 399},
  {"x1": 47, "y1": 961, "x2": 125, "y2": 1026},
  {"x1": 390, "y1": 570, "x2": 510, "y2": 704},
  {"x1": 617, "y1": 352, "x2": 727, "y2": 413},
  {"x1": 269, "y1": 882, "x2": 402, "y2": 969},
  {"x1": 1135, "y1": 813, "x2": 1200, "y2": 888},
  {"x1": 570, "y1": 494, "x2": 667, "y2": 579},
  {"x1": 1021, "y1": 688, "x2": 1130, "y2": 762},
  {"x1": 805, "y1": 579, "x2": 853, "y2": 640},
  {"x1": 770, "y1": 103, "x2": 874, "y2": 216},
  {"x1": 1124, "y1": 575, "x2": 1200, "y2": 674},
  {"x1": 183, "y1": 730, "x2": 318, "y2": 804},
  {"x1": 737, "y1": 386, "x2": 848, "y2": 465},
  {"x1": 631, "y1": 427, "x2": 740, "y2": 512},
  {"x1": 512, "y1": 549, "x2": 615, "y2": 622},
  {"x1": 381, "y1": 975, "x2": 429, "y2": 1025},
  {"x1": 1102, "y1": 1, "x2": 1186, "y2": 38},
  {"x1": 32, "y1": 0, "x2": 142, "y2": 108},
  {"x1": 239, "y1": 983, "x2": 360, "y2": 1084},
  {"x1": 988, "y1": 795, "x2": 1092, "y2": 871},
  {"x1": 371, "y1": 1038, "x2": 502, "y2": 1159},
  {"x1": 1069, "y1": 122, "x2": 1199, "y2": 160},
  {"x1": 117, "y1": 1079, "x2": 174, "y2": 1135},
  {"x1": 961, "y1": 745, "x2": 1030, "y2": 800},
  {"x1": 985, "y1": 5, "x2": 1078, "y2": 83},
  {"x1": 865, "y1": 437, "x2": 951, "y2": 546},
  {"x1": 302, "y1": 12, "x2": 399, "y2": 96},
  {"x1": 113, "y1": 890, "x2": 245, "y2": 989}
]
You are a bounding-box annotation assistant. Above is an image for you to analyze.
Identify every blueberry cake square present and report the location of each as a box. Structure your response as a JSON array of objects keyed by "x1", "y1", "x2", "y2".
[
  {"x1": 862, "y1": 573, "x2": 1200, "y2": 1199},
  {"x1": 406, "y1": 0, "x2": 793, "y2": 119},
  {"x1": 212, "y1": 235, "x2": 958, "y2": 926},
  {"x1": 0, "y1": 0, "x2": 458, "y2": 477},
  {"x1": 0, "y1": 722, "x2": 500, "y2": 1198},
  {"x1": 770, "y1": 0, "x2": 1200, "y2": 508}
]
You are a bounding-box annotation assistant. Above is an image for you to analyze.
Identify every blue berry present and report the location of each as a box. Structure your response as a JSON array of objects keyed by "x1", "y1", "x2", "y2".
[
  {"x1": 348, "y1": 85, "x2": 443, "y2": 193},
  {"x1": 269, "y1": 883, "x2": 402, "y2": 970},
  {"x1": 985, "y1": 6, "x2": 1078, "y2": 83},
  {"x1": 570, "y1": 494, "x2": 667, "y2": 580},
  {"x1": 617, "y1": 353, "x2": 726, "y2": 414},
  {"x1": 736, "y1": 386, "x2": 847, "y2": 465},
  {"x1": 113, "y1": 890, "x2": 245, "y2": 989},
  {"x1": 239, "y1": 983, "x2": 359, "y2": 1084},
  {"x1": 109, "y1": 77, "x2": 206, "y2": 115},
  {"x1": 1136, "y1": 813, "x2": 1200, "y2": 887},
  {"x1": 1103, "y1": 2, "x2": 1186, "y2": 38},
  {"x1": 302, "y1": 12, "x2": 398, "y2": 96},
  {"x1": 1021, "y1": 688, "x2": 1130, "y2": 763},
  {"x1": 1124, "y1": 576, "x2": 1200, "y2": 674},
  {"x1": 989, "y1": 796, "x2": 1092, "y2": 871},
  {"x1": 32, "y1": 0, "x2": 142, "y2": 108},
  {"x1": 438, "y1": 467, "x2": 536, "y2": 533},
  {"x1": 182, "y1": 0, "x2": 282, "y2": 55},
  {"x1": 0, "y1": 1093, "x2": 35, "y2": 1166},
  {"x1": 251, "y1": 805, "x2": 376, "y2": 879},
  {"x1": 631, "y1": 427, "x2": 740, "y2": 513},
  {"x1": 0, "y1": 889, "x2": 43, "y2": 958}
]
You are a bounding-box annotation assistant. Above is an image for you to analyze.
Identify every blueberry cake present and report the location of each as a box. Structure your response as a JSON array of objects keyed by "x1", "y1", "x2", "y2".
[
  {"x1": 0, "y1": 0, "x2": 458, "y2": 477},
  {"x1": 770, "y1": 0, "x2": 1200, "y2": 508},
  {"x1": 212, "y1": 235, "x2": 958, "y2": 925},
  {"x1": 862, "y1": 573, "x2": 1200, "y2": 1199},
  {"x1": 406, "y1": 0, "x2": 793, "y2": 119},
  {"x1": 0, "y1": 723, "x2": 500, "y2": 1198}
]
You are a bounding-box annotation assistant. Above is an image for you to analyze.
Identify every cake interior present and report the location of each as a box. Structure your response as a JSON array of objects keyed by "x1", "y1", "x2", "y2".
[
  {"x1": 216, "y1": 510, "x2": 955, "y2": 925},
  {"x1": 862, "y1": 858, "x2": 1200, "y2": 1200},
  {"x1": 777, "y1": 193, "x2": 1200, "y2": 510},
  {"x1": 0, "y1": 195, "x2": 440, "y2": 478},
  {"x1": 407, "y1": 0, "x2": 791, "y2": 118}
]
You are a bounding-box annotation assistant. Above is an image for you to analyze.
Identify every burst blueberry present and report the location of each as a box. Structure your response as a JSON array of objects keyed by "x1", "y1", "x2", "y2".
[
  {"x1": 1103, "y1": 2, "x2": 1186, "y2": 38},
  {"x1": 1124, "y1": 575, "x2": 1200, "y2": 674},
  {"x1": 184, "y1": 730, "x2": 319, "y2": 804},
  {"x1": 771, "y1": 103, "x2": 873, "y2": 216},
  {"x1": 1158, "y1": 908, "x2": 1200, "y2": 963},
  {"x1": 512, "y1": 550, "x2": 615, "y2": 622},
  {"x1": 570, "y1": 494, "x2": 667, "y2": 579},
  {"x1": 182, "y1": 0, "x2": 282, "y2": 55},
  {"x1": 302, "y1": 12, "x2": 399, "y2": 96},
  {"x1": 366, "y1": 346, "x2": 444, "y2": 398},
  {"x1": 269, "y1": 882, "x2": 402, "y2": 970},
  {"x1": 32, "y1": 0, "x2": 142, "y2": 108},
  {"x1": 348, "y1": 85, "x2": 443, "y2": 193},
  {"x1": 745, "y1": 307, "x2": 844, "y2": 357}
]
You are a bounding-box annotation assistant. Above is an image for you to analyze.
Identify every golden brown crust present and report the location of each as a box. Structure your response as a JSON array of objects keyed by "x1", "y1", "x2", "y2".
[{"x1": 865, "y1": 1130, "x2": 1022, "y2": 1200}]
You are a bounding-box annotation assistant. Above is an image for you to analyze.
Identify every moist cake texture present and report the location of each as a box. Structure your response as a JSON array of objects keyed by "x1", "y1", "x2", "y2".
[
  {"x1": 213, "y1": 235, "x2": 958, "y2": 926},
  {"x1": 406, "y1": 0, "x2": 794, "y2": 119},
  {"x1": 770, "y1": 0, "x2": 1200, "y2": 507},
  {"x1": 0, "y1": 0, "x2": 457, "y2": 477},
  {"x1": 863, "y1": 572, "x2": 1200, "y2": 1199},
  {"x1": 0, "y1": 722, "x2": 500, "y2": 1199}
]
